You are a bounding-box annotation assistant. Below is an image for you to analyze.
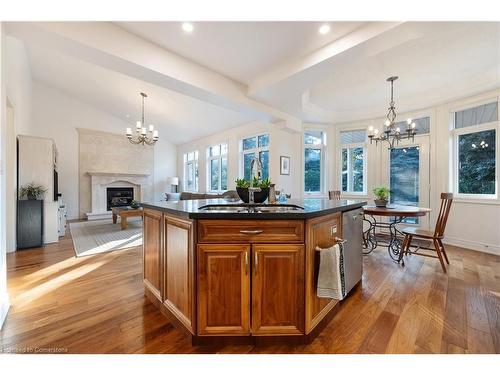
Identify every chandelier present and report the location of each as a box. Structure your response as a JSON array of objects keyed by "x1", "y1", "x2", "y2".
[
  {"x1": 125, "y1": 92, "x2": 159, "y2": 146},
  {"x1": 367, "y1": 76, "x2": 417, "y2": 149}
]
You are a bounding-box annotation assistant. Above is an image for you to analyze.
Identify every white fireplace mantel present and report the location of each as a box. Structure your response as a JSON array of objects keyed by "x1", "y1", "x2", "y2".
[{"x1": 86, "y1": 171, "x2": 152, "y2": 220}]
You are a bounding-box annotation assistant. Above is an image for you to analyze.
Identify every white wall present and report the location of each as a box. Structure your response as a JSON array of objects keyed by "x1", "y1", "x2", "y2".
[
  {"x1": 0, "y1": 21, "x2": 11, "y2": 329},
  {"x1": 177, "y1": 121, "x2": 302, "y2": 199},
  {"x1": 4, "y1": 36, "x2": 33, "y2": 252},
  {"x1": 30, "y1": 82, "x2": 177, "y2": 219}
]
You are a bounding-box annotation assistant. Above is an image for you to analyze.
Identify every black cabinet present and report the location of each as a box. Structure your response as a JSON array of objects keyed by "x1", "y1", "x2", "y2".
[{"x1": 17, "y1": 200, "x2": 44, "y2": 249}]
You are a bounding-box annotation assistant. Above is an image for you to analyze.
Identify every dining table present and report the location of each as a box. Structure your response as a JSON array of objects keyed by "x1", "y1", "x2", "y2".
[{"x1": 362, "y1": 204, "x2": 432, "y2": 260}]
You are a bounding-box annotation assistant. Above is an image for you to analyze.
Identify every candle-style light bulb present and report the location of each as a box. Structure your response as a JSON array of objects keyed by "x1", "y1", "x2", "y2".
[
  {"x1": 136, "y1": 120, "x2": 142, "y2": 130},
  {"x1": 407, "y1": 118, "x2": 412, "y2": 125},
  {"x1": 396, "y1": 127, "x2": 401, "y2": 133},
  {"x1": 411, "y1": 122, "x2": 416, "y2": 129},
  {"x1": 384, "y1": 120, "x2": 390, "y2": 127},
  {"x1": 141, "y1": 127, "x2": 147, "y2": 135},
  {"x1": 126, "y1": 127, "x2": 132, "y2": 136},
  {"x1": 368, "y1": 126, "x2": 374, "y2": 134},
  {"x1": 153, "y1": 130, "x2": 159, "y2": 139},
  {"x1": 149, "y1": 124, "x2": 154, "y2": 132}
]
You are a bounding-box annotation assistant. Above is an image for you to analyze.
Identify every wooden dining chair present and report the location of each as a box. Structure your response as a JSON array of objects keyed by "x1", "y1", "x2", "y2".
[
  {"x1": 398, "y1": 193, "x2": 453, "y2": 272},
  {"x1": 329, "y1": 190, "x2": 341, "y2": 200}
]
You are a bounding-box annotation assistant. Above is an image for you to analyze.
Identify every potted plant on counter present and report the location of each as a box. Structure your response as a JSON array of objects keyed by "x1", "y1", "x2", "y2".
[
  {"x1": 372, "y1": 186, "x2": 390, "y2": 207},
  {"x1": 235, "y1": 177, "x2": 271, "y2": 203},
  {"x1": 19, "y1": 182, "x2": 47, "y2": 200}
]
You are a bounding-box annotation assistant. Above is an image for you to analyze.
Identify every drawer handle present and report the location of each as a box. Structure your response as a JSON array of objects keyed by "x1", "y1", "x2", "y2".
[{"x1": 239, "y1": 229, "x2": 264, "y2": 235}]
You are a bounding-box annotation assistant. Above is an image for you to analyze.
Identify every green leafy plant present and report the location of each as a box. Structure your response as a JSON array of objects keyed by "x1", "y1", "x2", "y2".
[
  {"x1": 130, "y1": 200, "x2": 140, "y2": 209},
  {"x1": 259, "y1": 178, "x2": 271, "y2": 189},
  {"x1": 372, "y1": 186, "x2": 390, "y2": 200},
  {"x1": 19, "y1": 182, "x2": 47, "y2": 200},
  {"x1": 235, "y1": 178, "x2": 250, "y2": 188}
]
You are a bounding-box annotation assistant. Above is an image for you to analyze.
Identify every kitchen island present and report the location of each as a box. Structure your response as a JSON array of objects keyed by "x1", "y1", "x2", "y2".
[{"x1": 140, "y1": 198, "x2": 366, "y2": 344}]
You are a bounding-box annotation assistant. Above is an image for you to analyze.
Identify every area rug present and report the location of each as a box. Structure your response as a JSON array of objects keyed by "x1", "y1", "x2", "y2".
[{"x1": 69, "y1": 218, "x2": 142, "y2": 257}]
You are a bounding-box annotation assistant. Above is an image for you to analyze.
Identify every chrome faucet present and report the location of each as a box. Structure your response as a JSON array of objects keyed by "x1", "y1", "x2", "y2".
[
  {"x1": 249, "y1": 156, "x2": 262, "y2": 180},
  {"x1": 248, "y1": 156, "x2": 262, "y2": 207}
]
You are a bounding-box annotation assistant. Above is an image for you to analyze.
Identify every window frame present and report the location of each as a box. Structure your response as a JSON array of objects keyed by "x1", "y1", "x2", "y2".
[
  {"x1": 183, "y1": 150, "x2": 199, "y2": 192},
  {"x1": 451, "y1": 119, "x2": 498, "y2": 200},
  {"x1": 303, "y1": 129, "x2": 327, "y2": 196},
  {"x1": 206, "y1": 143, "x2": 228, "y2": 193},
  {"x1": 239, "y1": 133, "x2": 269, "y2": 180},
  {"x1": 340, "y1": 141, "x2": 367, "y2": 195}
]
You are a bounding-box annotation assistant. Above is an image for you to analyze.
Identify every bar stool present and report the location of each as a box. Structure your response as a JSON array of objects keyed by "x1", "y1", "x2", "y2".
[{"x1": 328, "y1": 190, "x2": 341, "y2": 200}]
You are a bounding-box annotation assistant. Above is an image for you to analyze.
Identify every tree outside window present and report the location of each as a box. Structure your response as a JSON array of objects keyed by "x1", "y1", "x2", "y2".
[
  {"x1": 340, "y1": 130, "x2": 366, "y2": 194},
  {"x1": 183, "y1": 151, "x2": 199, "y2": 191},
  {"x1": 304, "y1": 130, "x2": 325, "y2": 194}
]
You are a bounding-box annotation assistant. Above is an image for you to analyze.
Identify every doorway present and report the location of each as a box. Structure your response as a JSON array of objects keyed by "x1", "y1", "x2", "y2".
[{"x1": 381, "y1": 135, "x2": 431, "y2": 229}]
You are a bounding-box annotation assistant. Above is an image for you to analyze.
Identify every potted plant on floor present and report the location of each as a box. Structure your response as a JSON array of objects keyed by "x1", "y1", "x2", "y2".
[
  {"x1": 373, "y1": 186, "x2": 390, "y2": 207},
  {"x1": 19, "y1": 182, "x2": 47, "y2": 200}
]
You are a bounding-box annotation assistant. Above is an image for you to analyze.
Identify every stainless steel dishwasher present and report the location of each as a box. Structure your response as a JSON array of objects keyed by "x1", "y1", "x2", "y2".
[{"x1": 342, "y1": 208, "x2": 364, "y2": 295}]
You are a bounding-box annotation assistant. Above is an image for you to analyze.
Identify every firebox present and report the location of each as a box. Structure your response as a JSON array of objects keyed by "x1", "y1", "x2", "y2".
[{"x1": 106, "y1": 187, "x2": 134, "y2": 211}]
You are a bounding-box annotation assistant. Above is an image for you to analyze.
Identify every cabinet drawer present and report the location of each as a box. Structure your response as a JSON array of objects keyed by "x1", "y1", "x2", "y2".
[{"x1": 198, "y1": 220, "x2": 304, "y2": 243}]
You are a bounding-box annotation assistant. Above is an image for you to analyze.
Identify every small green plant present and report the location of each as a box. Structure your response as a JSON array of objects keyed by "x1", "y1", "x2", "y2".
[
  {"x1": 236, "y1": 177, "x2": 272, "y2": 189},
  {"x1": 259, "y1": 178, "x2": 271, "y2": 188},
  {"x1": 19, "y1": 182, "x2": 47, "y2": 200},
  {"x1": 235, "y1": 178, "x2": 250, "y2": 188},
  {"x1": 373, "y1": 186, "x2": 390, "y2": 200},
  {"x1": 130, "y1": 200, "x2": 140, "y2": 209}
]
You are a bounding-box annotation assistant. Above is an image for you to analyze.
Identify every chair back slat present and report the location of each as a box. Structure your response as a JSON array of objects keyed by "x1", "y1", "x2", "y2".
[
  {"x1": 434, "y1": 193, "x2": 453, "y2": 237},
  {"x1": 329, "y1": 190, "x2": 341, "y2": 200}
]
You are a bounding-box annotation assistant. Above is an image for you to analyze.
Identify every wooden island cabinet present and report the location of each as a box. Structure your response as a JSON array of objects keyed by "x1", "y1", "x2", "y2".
[{"x1": 141, "y1": 199, "x2": 365, "y2": 344}]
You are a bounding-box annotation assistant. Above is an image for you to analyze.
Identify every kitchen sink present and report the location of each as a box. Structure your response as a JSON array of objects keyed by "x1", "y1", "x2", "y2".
[{"x1": 198, "y1": 204, "x2": 304, "y2": 213}]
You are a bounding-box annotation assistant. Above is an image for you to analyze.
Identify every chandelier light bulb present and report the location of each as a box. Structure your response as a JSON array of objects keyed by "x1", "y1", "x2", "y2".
[
  {"x1": 368, "y1": 126, "x2": 374, "y2": 133},
  {"x1": 411, "y1": 122, "x2": 416, "y2": 129},
  {"x1": 136, "y1": 121, "x2": 142, "y2": 129},
  {"x1": 149, "y1": 124, "x2": 154, "y2": 132},
  {"x1": 385, "y1": 120, "x2": 390, "y2": 127},
  {"x1": 126, "y1": 127, "x2": 132, "y2": 136},
  {"x1": 374, "y1": 129, "x2": 380, "y2": 135},
  {"x1": 407, "y1": 118, "x2": 412, "y2": 125}
]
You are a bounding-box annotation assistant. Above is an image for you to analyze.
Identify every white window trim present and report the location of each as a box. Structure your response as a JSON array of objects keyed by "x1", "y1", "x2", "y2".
[
  {"x1": 183, "y1": 150, "x2": 199, "y2": 192},
  {"x1": 451, "y1": 117, "x2": 499, "y2": 201},
  {"x1": 239, "y1": 133, "x2": 269, "y2": 179},
  {"x1": 340, "y1": 142, "x2": 367, "y2": 195},
  {"x1": 303, "y1": 130, "x2": 327, "y2": 196},
  {"x1": 206, "y1": 144, "x2": 228, "y2": 193}
]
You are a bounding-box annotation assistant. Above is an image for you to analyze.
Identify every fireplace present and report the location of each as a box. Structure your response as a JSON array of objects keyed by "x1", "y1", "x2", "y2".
[{"x1": 106, "y1": 187, "x2": 134, "y2": 211}]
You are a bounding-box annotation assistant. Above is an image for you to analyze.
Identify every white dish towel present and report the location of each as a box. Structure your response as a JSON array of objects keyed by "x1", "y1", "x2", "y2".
[{"x1": 316, "y1": 243, "x2": 346, "y2": 300}]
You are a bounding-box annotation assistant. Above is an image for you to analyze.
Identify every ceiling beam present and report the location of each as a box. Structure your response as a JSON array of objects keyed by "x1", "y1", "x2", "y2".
[
  {"x1": 247, "y1": 22, "x2": 402, "y2": 96},
  {"x1": 6, "y1": 22, "x2": 302, "y2": 131}
]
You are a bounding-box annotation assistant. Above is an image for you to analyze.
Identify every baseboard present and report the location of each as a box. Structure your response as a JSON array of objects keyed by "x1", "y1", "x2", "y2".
[
  {"x1": 443, "y1": 236, "x2": 500, "y2": 256},
  {"x1": 0, "y1": 292, "x2": 10, "y2": 330}
]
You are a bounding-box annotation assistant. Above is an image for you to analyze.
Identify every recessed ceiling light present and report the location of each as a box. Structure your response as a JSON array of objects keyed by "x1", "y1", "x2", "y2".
[
  {"x1": 318, "y1": 24, "x2": 330, "y2": 35},
  {"x1": 125, "y1": 114, "x2": 130, "y2": 118},
  {"x1": 182, "y1": 22, "x2": 194, "y2": 33}
]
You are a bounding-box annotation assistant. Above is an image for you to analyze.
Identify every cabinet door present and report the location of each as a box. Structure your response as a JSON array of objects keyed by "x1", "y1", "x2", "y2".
[
  {"x1": 252, "y1": 244, "x2": 305, "y2": 335},
  {"x1": 163, "y1": 215, "x2": 195, "y2": 333},
  {"x1": 143, "y1": 209, "x2": 162, "y2": 300},
  {"x1": 197, "y1": 244, "x2": 251, "y2": 335}
]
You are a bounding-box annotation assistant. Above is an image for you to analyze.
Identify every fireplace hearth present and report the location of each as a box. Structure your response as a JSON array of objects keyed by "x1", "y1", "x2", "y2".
[{"x1": 106, "y1": 187, "x2": 134, "y2": 211}]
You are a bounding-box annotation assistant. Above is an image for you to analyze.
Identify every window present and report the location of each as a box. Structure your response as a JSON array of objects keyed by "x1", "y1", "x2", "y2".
[
  {"x1": 452, "y1": 101, "x2": 498, "y2": 198},
  {"x1": 207, "y1": 144, "x2": 228, "y2": 192},
  {"x1": 183, "y1": 151, "x2": 199, "y2": 192},
  {"x1": 240, "y1": 134, "x2": 269, "y2": 181},
  {"x1": 395, "y1": 116, "x2": 431, "y2": 135},
  {"x1": 390, "y1": 146, "x2": 420, "y2": 224},
  {"x1": 304, "y1": 130, "x2": 326, "y2": 194},
  {"x1": 340, "y1": 130, "x2": 366, "y2": 194}
]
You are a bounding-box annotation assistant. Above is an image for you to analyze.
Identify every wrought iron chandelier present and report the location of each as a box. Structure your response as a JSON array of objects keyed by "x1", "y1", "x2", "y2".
[
  {"x1": 125, "y1": 92, "x2": 159, "y2": 146},
  {"x1": 367, "y1": 76, "x2": 417, "y2": 149}
]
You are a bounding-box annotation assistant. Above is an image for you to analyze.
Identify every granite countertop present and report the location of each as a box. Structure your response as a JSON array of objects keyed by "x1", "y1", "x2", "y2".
[{"x1": 140, "y1": 198, "x2": 366, "y2": 219}]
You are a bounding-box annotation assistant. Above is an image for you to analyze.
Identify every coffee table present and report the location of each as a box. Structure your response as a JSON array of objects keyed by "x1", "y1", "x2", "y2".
[{"x1": 112, "y1": 206, "x2": 143, "y2": 230}]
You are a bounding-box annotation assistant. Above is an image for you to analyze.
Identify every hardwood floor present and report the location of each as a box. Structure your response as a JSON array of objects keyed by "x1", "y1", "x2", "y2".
[{"x1": 1, "y1": 231, "x2": 499, "y2": 354}]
